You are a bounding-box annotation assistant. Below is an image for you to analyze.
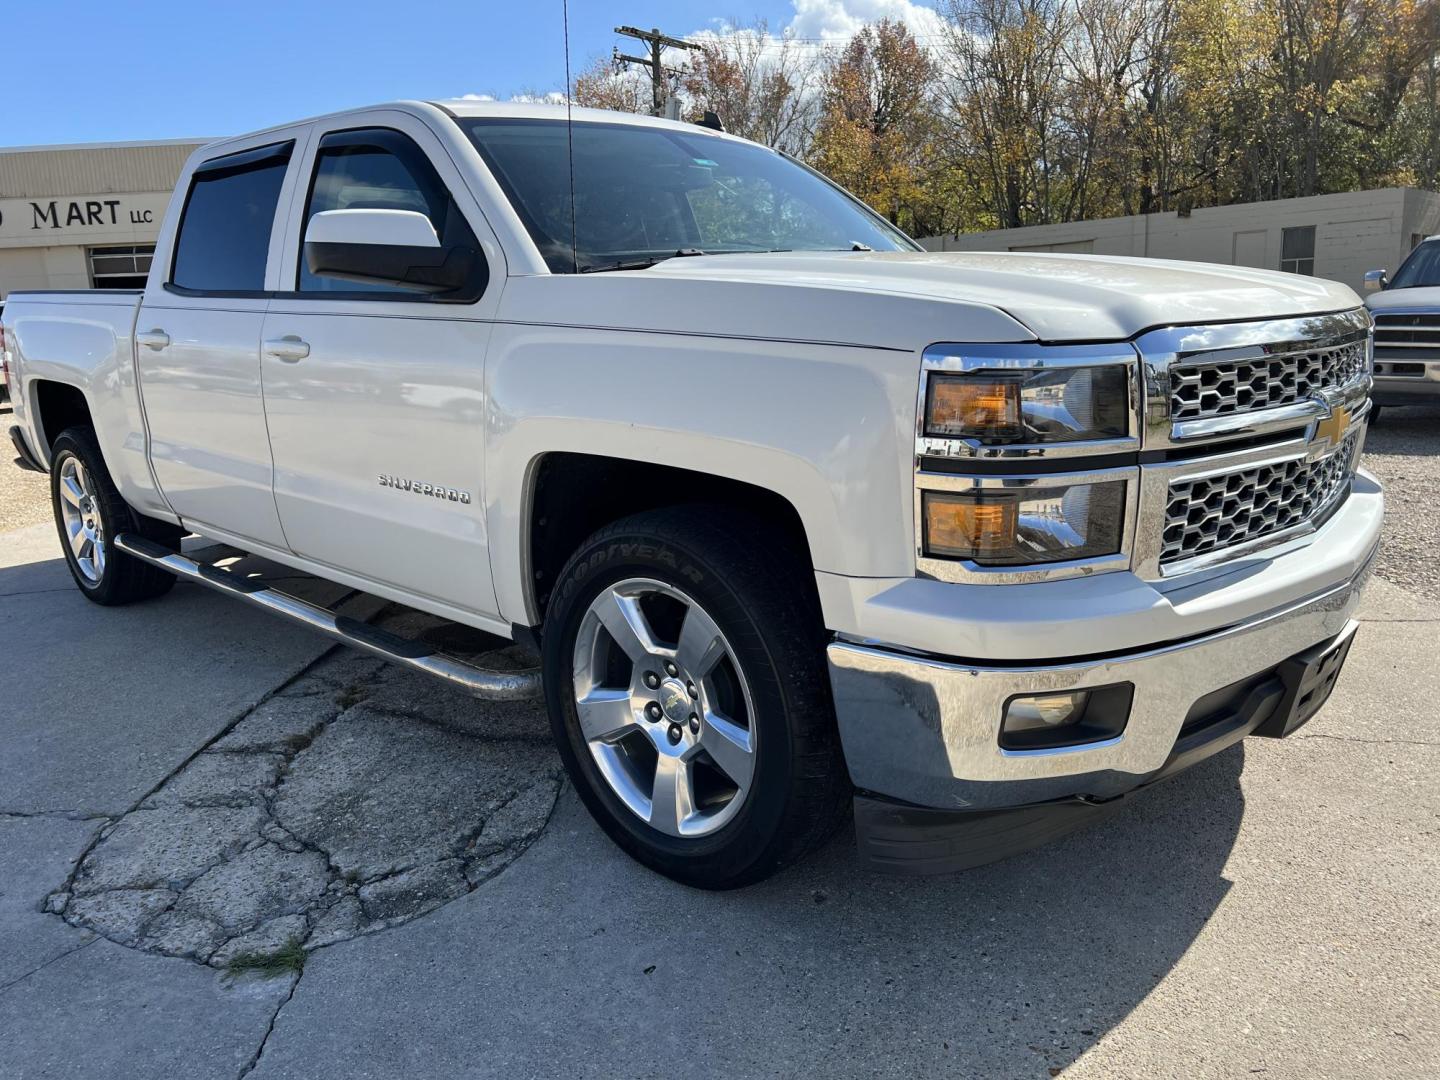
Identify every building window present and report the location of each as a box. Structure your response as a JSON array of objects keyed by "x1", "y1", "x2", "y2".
[
  {"x1": 1413, "y1": 233, "x2": 1428, "y2": 251},
  {"x1": 1280, "y1": 226, "x2": 1315, "y2": 276},
  {"x1": 89, "y1": 245, "x2": 154, "y2": 290}
]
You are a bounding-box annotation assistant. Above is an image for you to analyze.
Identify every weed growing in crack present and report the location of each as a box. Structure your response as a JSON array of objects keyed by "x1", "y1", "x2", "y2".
[
  {"x1": 282, "y1": 731, "x2": 314, "y2": 753},
  {"x1": 226, "y1": 937, "x2": 306, "y2": 979},
  {"x1": 335, "y1": 684, "x2": 369, "y2": 709}
]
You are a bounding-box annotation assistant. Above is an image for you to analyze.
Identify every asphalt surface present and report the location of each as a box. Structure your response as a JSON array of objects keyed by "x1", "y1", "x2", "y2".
[
  {"x1": 0, "y1": 405, "x2": 49, "y2": 533},
  {"x1": 0, "y1": 412, "x2": 1437, "y2": 1078}
]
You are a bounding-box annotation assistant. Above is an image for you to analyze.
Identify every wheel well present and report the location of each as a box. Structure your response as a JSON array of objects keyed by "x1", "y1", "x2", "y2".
[
  {"x1": 34, "y1": 381, "x2": 92, "y2": 449},
  {"x1": 526, "y1": 453, "x2": 815, "y2": 623}
]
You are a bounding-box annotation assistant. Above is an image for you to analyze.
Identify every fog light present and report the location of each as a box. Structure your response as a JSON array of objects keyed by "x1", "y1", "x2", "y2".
[
  {"x1": 1006, "y1": 691, "x2": 1089, "y2": 732},
  {"x1": 1000, "y1": 684, "x2": 1134, "y2": 751}
]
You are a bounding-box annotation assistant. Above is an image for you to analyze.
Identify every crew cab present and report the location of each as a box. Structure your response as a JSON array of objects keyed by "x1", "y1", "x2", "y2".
[
  {"x1": 1364, "y1": 235, "x2": 1440, "y2": 420},
  {"x1": 2, "y1": 101, "x2": 1381, "y2": 888}
]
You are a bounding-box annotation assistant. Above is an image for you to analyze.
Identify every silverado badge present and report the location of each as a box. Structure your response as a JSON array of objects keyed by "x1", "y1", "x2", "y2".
[{"x1": 378, "y1": 475, "x2": 472, "y2": 504}]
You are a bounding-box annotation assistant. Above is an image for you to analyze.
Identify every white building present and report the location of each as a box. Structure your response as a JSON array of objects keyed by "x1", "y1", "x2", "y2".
[
  {"x1": 0, "y1": 139, "x2": 205, "y2": 298},
  {"x1": 920, "y1": 188, "x2": 1440, "y2": 293}
]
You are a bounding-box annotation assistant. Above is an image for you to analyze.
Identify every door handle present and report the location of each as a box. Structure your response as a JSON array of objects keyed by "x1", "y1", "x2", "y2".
[
  {"x1": 136, "y1": 329, "x2": 170, "y2": 351},
  {"x1": 263, "y1": 335, "x2": 310, "y2": 362}
]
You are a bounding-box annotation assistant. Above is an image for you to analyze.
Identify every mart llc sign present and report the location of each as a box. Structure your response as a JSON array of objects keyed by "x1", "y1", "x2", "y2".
[{"x1": 0, "y1": 193, "x2": 170, "y2": 244}]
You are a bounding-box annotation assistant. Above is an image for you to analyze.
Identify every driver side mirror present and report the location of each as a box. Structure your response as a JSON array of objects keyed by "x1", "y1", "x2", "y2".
[
  {"x1": 1362, "y1": 269, "x2": 1388, "y2": 293},
  {"x1": 304, "y1": 209, "x2": 475, "y2": 294}
]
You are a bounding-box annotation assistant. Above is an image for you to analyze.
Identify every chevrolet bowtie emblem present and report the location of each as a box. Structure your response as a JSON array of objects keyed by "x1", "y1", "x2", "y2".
[{"x1": 1308, "y1": 401, "x2": 1351, "y2": 460}]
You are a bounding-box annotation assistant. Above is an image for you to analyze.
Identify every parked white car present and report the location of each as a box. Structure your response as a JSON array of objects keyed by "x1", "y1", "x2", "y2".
[
  {"x1": 3, "y1": 102, "x2": 1381, "y2": 887},
  {"x1": 1364, "y1": 235, "x2": 1440, "y2": 420}
]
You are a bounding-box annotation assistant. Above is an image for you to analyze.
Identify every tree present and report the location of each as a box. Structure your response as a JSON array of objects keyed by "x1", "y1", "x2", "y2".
[
  {"x1": 567, "y1": 2, "x2": 1440, "y2": 240},
  {"x1": 810, "y1": 19, "x2": 946, "y2": 234},
  {"x1": 682, "y1": 23, "x2": 820, "y2": 153},
  {"x1": 572, "y1": 55, "x2": 652, "y2": 114},
  {"x1": 936, "y1": 0, "x2": 1072, "y2": 229}
]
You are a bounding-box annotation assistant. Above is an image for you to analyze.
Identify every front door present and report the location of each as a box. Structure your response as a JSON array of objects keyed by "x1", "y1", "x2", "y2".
[
  {"x1": 260, "y1": 116, "x2": 503, "y2": 617},
  {"x1": 137, "y1": 137, "x2": 302, "y2": 549}
]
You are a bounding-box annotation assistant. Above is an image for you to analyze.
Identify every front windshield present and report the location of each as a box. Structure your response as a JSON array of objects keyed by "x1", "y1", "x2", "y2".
[
  {"x1": 1389, "y1": 240, "x2": 1440, "y2": 289},
  {"x1": 458, "y1": 118, "x2": 918, "y2": 273}
]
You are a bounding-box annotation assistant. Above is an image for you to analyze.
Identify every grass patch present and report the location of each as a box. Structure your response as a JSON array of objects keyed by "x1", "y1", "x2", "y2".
[{"x1": 225, "y1": 937, "x2": 306, "y2": 979}]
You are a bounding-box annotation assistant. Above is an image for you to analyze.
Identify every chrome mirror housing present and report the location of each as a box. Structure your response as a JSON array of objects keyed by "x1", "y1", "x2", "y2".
[{"x1": 1362, "y1": 269, "x2": 1388, "y2": 293}]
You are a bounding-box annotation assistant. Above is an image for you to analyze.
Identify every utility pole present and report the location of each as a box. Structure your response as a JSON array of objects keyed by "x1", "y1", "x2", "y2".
[{"x1": 613, "y1": 25, "x2": 699, "y2": 117}]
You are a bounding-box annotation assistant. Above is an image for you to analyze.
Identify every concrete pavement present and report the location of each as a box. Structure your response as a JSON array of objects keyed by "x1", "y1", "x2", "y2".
[{"x1": 1, "y1": 522, "x2": 1436, "y2": 1079}]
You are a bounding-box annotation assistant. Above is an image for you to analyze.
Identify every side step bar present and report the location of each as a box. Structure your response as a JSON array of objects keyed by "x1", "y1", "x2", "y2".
[{"x1": 114, "y1": 533, "x2": 542, "y2": 701}]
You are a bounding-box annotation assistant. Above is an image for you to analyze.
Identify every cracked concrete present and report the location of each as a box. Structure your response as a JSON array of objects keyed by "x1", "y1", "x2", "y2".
[{"x1": 50, "y1": 643, "x2": 561, "y2": 967}]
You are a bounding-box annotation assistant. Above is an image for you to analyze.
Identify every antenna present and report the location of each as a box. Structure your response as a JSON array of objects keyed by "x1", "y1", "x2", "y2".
[{"x1": 562, "y1": 0, "x2": 578, "y2": 273}]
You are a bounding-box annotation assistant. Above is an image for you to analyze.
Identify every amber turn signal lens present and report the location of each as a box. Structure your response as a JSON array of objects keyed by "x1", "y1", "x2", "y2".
[
  {"x1": 924, "y1": 493, "x2": 1018, "y2": 559},
  {"x1": 926, "y1": 377, "x2": 1021, "y2": 438}
]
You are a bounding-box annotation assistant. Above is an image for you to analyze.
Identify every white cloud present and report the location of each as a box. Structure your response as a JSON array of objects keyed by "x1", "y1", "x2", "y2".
[
  {"x1": 784, "y1": 0, "x2": 946, "y2": 42},
  {"x1": 456, "y1": 91, "x2": 568, "y2": 105}
]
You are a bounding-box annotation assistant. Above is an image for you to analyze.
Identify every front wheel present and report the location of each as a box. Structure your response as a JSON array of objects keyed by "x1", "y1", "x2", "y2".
[{"x1": 541, "y1": 506, "x2": 849, "y2": 889}]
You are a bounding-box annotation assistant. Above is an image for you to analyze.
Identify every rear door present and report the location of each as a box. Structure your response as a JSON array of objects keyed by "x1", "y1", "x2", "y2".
[
  {"x1": 260, "y1": 111, "x2": 505, "y2": 617},
  {"x1": 136, "y1": 130, "x2": 310, "y2": 548}
]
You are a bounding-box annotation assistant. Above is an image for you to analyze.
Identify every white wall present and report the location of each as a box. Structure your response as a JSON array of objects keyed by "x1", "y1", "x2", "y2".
[
  {"x1": 920, "y1": 188, "x2": 1440, "y2": 293},
  {"x1": 0, "y1": 245, "x2": 89, "y2": 298}
]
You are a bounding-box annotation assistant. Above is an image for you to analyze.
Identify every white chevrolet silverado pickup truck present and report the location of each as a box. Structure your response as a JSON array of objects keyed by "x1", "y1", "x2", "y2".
[{"x1": 2, "y1": 101, "x2": 1381, "y2": 888}]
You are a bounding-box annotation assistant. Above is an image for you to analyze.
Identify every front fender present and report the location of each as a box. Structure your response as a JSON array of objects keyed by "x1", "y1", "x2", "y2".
[{"x1": 484, "y1": 324, "x2": 921, "y2": 626}]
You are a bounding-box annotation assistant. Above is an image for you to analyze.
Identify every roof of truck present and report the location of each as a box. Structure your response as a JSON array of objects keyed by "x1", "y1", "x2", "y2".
[
  {"x1": 207, "y1": 99, "x2": 742, "y2": 151},
  {"x1": 431, "y1": 99, "x2": 744, "y2": 139}
]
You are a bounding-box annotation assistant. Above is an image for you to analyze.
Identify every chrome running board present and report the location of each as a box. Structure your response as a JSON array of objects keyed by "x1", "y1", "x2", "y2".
[{"x1": 114, "y1": 533, "x2": 541, "y2": 701}]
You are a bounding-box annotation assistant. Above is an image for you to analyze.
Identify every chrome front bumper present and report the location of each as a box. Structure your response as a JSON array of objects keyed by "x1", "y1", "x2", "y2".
[{"x1": 827, "y1": 542, "x2": 1375, "y2": 811}]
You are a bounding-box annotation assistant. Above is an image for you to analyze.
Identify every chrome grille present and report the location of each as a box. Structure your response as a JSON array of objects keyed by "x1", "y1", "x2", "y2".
[
  {"x1": 1160, "y1": 432, "x2": 1358, "y2": 566},
  {"x1": 1373, "y1": 313, "x2": 1440, "y2": 361},
  {"x1": 1170, "y1": 340, "x2": 1367, "y2": 421}
]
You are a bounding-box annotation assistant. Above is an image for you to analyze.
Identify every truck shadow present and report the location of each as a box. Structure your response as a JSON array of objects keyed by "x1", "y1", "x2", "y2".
[
  {"x1": 740, "y1": 747, "x2": 1246, "y2": 1076},
  {"x1": 1364, "y1": 402, "x2": 1440, "y2": 456}
]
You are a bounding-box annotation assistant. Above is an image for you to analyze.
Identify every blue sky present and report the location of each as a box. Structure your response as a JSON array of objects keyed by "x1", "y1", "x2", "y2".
[{"x1": 4, "y1": 0, "x2": 940, "y2": 148}]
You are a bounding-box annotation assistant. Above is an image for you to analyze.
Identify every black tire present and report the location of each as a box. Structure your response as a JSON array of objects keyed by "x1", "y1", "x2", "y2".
[
  {"x1": 541, "y1": 505, "x2": 850, "y2": 889},
  {"x1": 50, "y1": 426, "x2": 181, "y2": 605},
  {"x1": 1367, "y1": 404, "x2": 1382, "y2": 425}
]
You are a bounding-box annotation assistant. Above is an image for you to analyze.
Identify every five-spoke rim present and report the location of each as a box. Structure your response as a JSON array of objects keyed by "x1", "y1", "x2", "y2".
[
  {"x1": 572, "y1": 577, "x2": 756, "y2": 839},
  {"x1": 58, "y1": 455, "x2": 106, "y2": 584}
]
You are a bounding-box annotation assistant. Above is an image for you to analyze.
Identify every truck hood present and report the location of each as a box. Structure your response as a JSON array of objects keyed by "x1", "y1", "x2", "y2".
[
  {"x1": 1366, "y1": 286, "x2": 1440, "y2": 314},
  {"x1": 646, "y1": 250, "x2": 1362, "y2": 341}
]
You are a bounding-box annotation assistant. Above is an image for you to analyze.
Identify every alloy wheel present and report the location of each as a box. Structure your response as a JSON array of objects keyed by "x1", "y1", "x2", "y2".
[
  {"x1": 57, "y1": 455, "x2": 106, "y2": 584},
  {"x1": 571, "y1": 577, "x2": 757, "y2": 838}
]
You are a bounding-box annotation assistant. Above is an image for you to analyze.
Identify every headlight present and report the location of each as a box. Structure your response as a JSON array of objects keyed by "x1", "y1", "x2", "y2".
[
  {"x1": 922, "y1": 478, "x2": 1127, "y2": 565},
  {"x1": 925, "y1": 366, "x2": 1131, "y2": 444}
]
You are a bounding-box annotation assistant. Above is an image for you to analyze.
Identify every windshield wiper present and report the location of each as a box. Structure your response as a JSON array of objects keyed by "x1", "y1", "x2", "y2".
[{"x1": 579, "y1": 248, "x2": 707, "y2": 274}]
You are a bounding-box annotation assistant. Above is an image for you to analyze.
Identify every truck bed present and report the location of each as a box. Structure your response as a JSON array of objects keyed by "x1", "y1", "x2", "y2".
[{"x1": 3, "y1": 288, "x2": 158, "y2": 516}]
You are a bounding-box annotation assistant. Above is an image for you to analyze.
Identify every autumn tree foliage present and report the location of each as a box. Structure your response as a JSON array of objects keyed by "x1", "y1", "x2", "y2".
[
  {"x1": 681, "y1": 24, "x2": 818, "y2": 154},
  {"x1": 573, "y1": 0, "x2": 1440, "y2": 235},
  {"x1": 572, "y1": 56, "x2": 653, "y2": 115},
  {"x1": 809, "y1": 20, "x2": 948, "y2": 235}
]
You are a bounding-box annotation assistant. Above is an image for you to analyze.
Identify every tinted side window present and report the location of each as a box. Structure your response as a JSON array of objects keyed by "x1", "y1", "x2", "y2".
[
  {"x1": 171, "y1": 142, "x2": 292, "y2": 292},
  {"x1": 299, "y1": 128, "x2": 483, "y2": 296}
]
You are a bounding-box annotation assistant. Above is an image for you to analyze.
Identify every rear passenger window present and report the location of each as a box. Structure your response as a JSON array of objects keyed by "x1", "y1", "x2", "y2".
[
  {"x1": 298, "y1": 127, "x2": 484, "y2": 297},
  {"x1": 170, "y1": 142, "x2": 292, "y2": 293}
]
